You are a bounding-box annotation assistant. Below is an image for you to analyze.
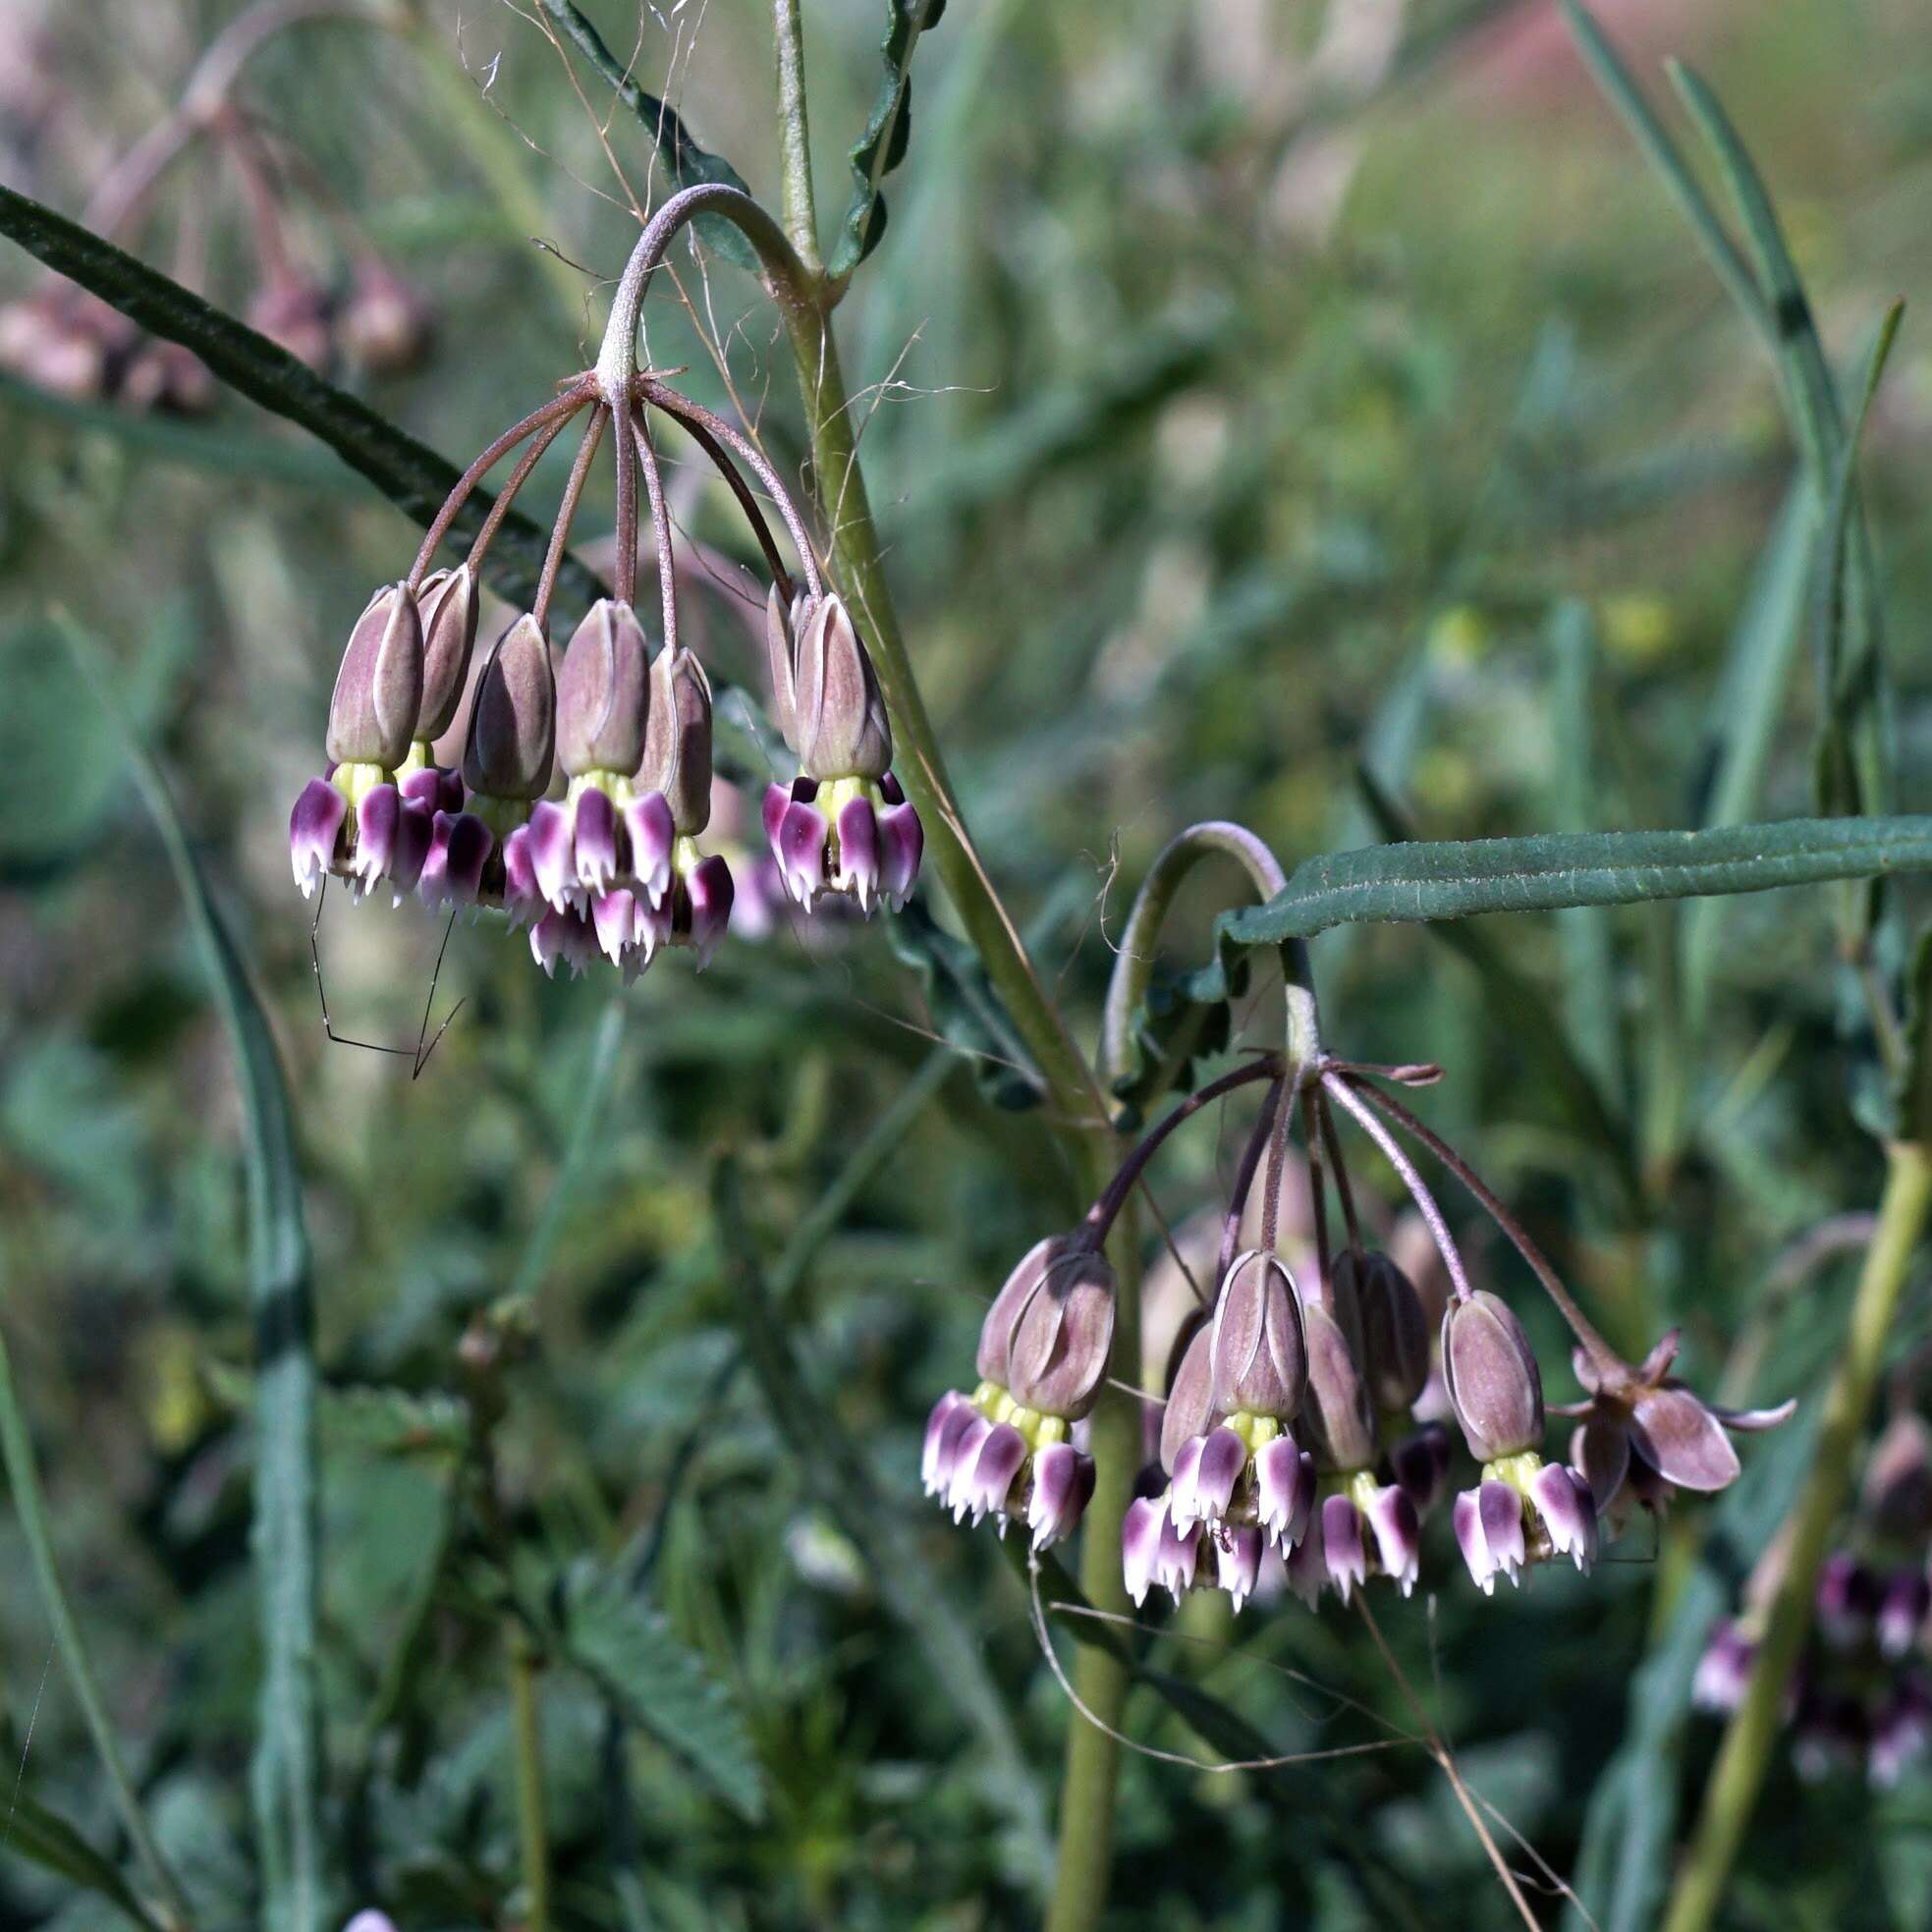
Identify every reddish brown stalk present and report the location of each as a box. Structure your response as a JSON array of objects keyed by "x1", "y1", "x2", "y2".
[
  {"x1": 465, "y1": 406, "x2": 580, "y2": 580},
  {"x1": 1300, "y1": 1086, "x2": 1333, "y2": 1303},
  {"x1": 1317, "y1": 1092, "x2": 1363, "y2": 1249},
  {"x1": 611, "y1": 404, "x2": 639, "y2": 608},
  {"x1": 407, "y1": 387, "x2": 596, "y2": 590},
  {"x1": 627, "y1": 410, "x2": 679, "y2": 654},
  {"x1": 1218, "y1": 1078, "x2": 1284, "y2": 1286},
  {"x1": 530, "y1": 406, "x2": 610, "y2": 633}
]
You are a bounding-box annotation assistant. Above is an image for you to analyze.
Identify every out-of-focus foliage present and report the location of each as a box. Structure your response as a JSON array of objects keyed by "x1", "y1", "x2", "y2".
[{"x1": 2, "y1": 0, "x2": 1932, "y2": 1927}]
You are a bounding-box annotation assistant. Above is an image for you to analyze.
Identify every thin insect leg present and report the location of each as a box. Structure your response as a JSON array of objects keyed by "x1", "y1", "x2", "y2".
[
  {"x1": 412, "y1": 911, "x2": 468, "y2": 1080},
  {"x1": 308, "y1": 877, "x2": 453, "y2": 1063}
]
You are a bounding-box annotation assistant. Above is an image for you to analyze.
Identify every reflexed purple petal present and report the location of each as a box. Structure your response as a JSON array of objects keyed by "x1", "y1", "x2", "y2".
[
  {"x1": 1477, "y1": 1480, "x2": 1525, "y2": 1590},
  {"x1": 1168, "y1": 1434, "x2": 1207, "y2": 1532},
  {"x1": 1530, "y1": 1463, "x2": 1597, "y2": 1573},
  {"x1": 878, "y1": 799, "x2": 923, "y2": 911},
  {"x1": 1572, "y1": 1412, "x2": 1632, "y2": 1514},
  {"x1": 685, "y1": 856, "x2": 735, "y2": 969},
  {"x1": 351, "y1": 784, "x2": 402, "y2": 896},
  {"x1": 1026, "y1": 1442, "x2": 1092, "y2": 1550},
  {"x1": 945, "y1": 1414, "x2": 993, "y2": 1519},
  {"x1": 1320, "y1": 1495, "x2": 1366, "y2": 1603},
  {"x1": 1692, "y1": 1621, "x2": 1756, "y2": 1713},
  {"x1": 290, "y1": 779, "x2": 347, "y2": 897},
  {"x1": 1879, "y1": 1570, "x2": 1932, "y2": 1661},
  {"x1": 776, "y1": 800, "x2": 830, "y2": 907},
  {"x1": 1190, "y1": 1426, "x2": 1245, "y2": 1525},
  {"x1": 1709, "y1": 1397, "x2": 1798, "y2": 1433},
  {"x1": 1364, "y1": 1483, "x2": 1421, "y2": 1597},
  {"x1": 1123, "y1": 1496, "x2": 1166, "y2": 1607},
  {"x1": 501, "y1": 823, "x2": 541, "y2": 925},
  {"x1": 1817, "y1": 1551, "x2": 1879, "y2": 1650},
  {"x1": 1285, "y1": 1509, "x2": 1327, "y2": 1607},
  {"x1": 1390, "y1": 1422, "x2": 1454, "y2": 1519},
  {"x1": 1255, "y1": 1435, "x2": 1315, "y2": 1549},
  {"x1": 625, "y1": 791, "x2": 677, "y2": 904},
  {"x1": 399, "y1": 766, "x2": 443, "y2": 811},
  {"x1": 962, "y1": 1421, "x2": 1027, "y2": 1525},
  {"x1": 1628, "y1": 1386, "x2": 1742, "y2": 1492},
  {"x1": 420, "y1": 810, "x2": 490, "y2": 908},
  {"x1": 573, "y1": 787, "x2": 620, "y2": 895},
  {"x1": 529, "y1": 908, "x2": 570, "y2": 977},
  {"x1": 922, "y1": 1390, "x2": 971, "y2": 1494},
  {"x1": 761, "y1": 780, "x2": 794, "y2": 851},
  {"x1": 1217, "y1": 1525, "x2": 1264, "y2": 1613},
  {"x1": 526, "y1": 800, "x2": 575, "y2": 910},
  {"x1": 1153, "y1": 1510, "x2": 1201, "y2": 1603},
  {"x1": 1160, "y1": 1324, "x2": 1218, "y2": 1472},
  {"x1": 833, "y1": 797, "x2": 881, "y2": 911},
  {"x1": 387, "y1": 800, "x2": 432, "y2": 901},
  {"x1": 1453, "y1": 1489, "x2": 1493, "y2": 1593},
  {"x1": 592, "y1": 888, "x2": 636, "y2": 965}
]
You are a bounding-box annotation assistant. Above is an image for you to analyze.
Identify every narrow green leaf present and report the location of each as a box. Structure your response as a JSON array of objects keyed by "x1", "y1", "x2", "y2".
[
  {"x1": 0, "y1": 1785, "x2": 164, "y2": 1932},
  {"x1": 1354, "y1": 772, "x2": 1639, "y2": 1206},
  {"x1": 0, "y1": 184, "x2": 603, "y2": 621},
  {"x1": 535, "y1": 0, "x2": 757, "y2": 269},
  {"x1": 62, "y1": 618, "x2": 326, "y2": 1932},
  {"x1": 1557, "y1": 1, "x2": 1768, "y2": 336},
  {"x1": 885, "y1": 898, "x2": 1043, "y2": 1110},
  {"x1": 712, "y1": 1162, "x2": 1056, "y2": 1887},
  {"x1": 1225, "y1": 816, "x2": 1932, "y2": 950},
  {"x1": 828, "y1": 0, "x2": 949, "y2": 280},
  {"x1": 551, "y1": 1562, "x2": 766, "y2": 1821},
  {"x1": 1681, "y1": 478, "x2": 1813, "y2": 1036}
]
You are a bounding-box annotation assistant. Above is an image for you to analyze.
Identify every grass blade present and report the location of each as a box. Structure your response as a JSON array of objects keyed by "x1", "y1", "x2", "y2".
[
  {"x1": 828, "y1": 0, "x2": 949, "y2": 280},
  {"x1": 0, "y1": 1782, "x2": 166, "y2": 1931},
  {"x1": 62, "y1": 617, "x2": 326, "y2": 1932}
]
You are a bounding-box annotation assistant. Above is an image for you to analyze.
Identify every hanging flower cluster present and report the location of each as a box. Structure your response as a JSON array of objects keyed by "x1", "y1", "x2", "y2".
[
  {"x1": 925, "y1": 1047, "x2": 1794, "y2": 1614},
  {"x1": 287, "y1": 244, "x2": 921, "y2": 979},
  {"x1": 1697, "y1": 1411, "x2": 1932, "y2": 1785}
]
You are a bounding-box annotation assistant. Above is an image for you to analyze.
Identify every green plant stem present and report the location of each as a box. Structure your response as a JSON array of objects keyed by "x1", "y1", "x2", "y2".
[
  {"x1": 773, "y1": 0, "x2": 822, "y2": 274},
  {"x1": 1662, "y1": 1139, "x2": 1932, "y2": 1932},
  {"x1": 0, "y1": 1323, "x2": 193, "y2": 1931},
  {"x1": 509, "y1": 1624, "x2": 552, "y2": 1932}
]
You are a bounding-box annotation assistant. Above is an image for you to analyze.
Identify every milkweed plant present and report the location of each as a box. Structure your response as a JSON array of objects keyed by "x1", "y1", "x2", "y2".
[{"x1": 2, "y1": 1, "x2": 1930, "y2": 1928}]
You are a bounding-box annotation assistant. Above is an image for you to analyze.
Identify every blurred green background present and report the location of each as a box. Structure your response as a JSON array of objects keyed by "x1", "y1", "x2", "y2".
[{"x1": 2, "y1": 0, "x2": 1930, "y2": 1925}]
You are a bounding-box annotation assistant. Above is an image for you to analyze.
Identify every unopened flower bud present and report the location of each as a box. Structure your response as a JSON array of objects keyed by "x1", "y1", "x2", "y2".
[
  {"x1": 1160, "y1": 1322, "x2": 1217, "y2": 1474},
  {"x1": 248, "y1": 276, "x2": 334, "y2": 370},
  {"x1": 463, "y1": 614, "x2": 555, "y2": 800},
  {"x1": 1300, "y1": 1301, "x2": 1377, "y2": 1473},
  {"x1": 326, "y1": 584, "x2": 423, "y2": 771},
  {"x1": 795, "y1": 595, "x2": 892, "y2": 782},
  {"x1": 636, "y1": 644, "x2": 713, "y2": 835},
  {"x1": 1007, "y1": 1242, "x2": 1116, "y2": 1421},
  {"x1": 765, "y1": 582, "x2": 811, "y2": 749},
  {"x1": 414, "y1": 566, "x2": 480, "y2": 743},
  {"x1": 557, "y1": 598, "x2": 651, "y2": 778},
  {"x1": 1442, "y1": 1291, "x2": 1544, "y2": 1463},
  {"x1": 975, "y1": 1237, "x2": 1066, "y2": 1383},
  {"x1": 1208, "y1": 1249, "x2": 1306, "y2": 1421},
  {"x1": 1349, "y1": 1248, "x2": 1430, "y2": 1412},
  {"x1": 337, "y1": 257, "x2": 433, "y2": 374}
]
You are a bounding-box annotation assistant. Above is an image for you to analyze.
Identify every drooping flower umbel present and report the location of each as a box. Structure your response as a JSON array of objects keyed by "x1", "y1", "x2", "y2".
[
  {"x1": 763, "y1": 591, "x2": 923, "y2": 914},
  {"x1": 923, "y1": 1236, "x2": 1115, "y2": 1550},
  {"x1": 289, "y1": 186, "x2": 923, "y2": 988}
]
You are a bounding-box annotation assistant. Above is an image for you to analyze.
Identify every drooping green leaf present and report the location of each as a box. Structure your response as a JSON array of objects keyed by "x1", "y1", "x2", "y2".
[
  {"x1": 828, "y1": 0, "x2": 949, "y2": 280},
  {"x1": 535, "y1": 0, "x2": 757, "y2": 270},
  {"x1": 885, "y1": 897, "x2": 1043, "y2": 1110},
  {"x1": 0, "y1": 1786, "x2": 164, "y2": 1932},
  {"x1": 0, "y1": 184, "x2": 603, "y2": 622},
  {"x1": 62, "y1": 618, "x2": 326, "y2": 1932},
  {"x1": 549, "y1": 1561, "x2": 766, "y2": 1822},
  {"x1": 1223, "y1": 817, "x2": 1932, "y2": 951},
  {"x1": 1105, "y1": 954, "x2": 1238, "y2": 1130}
]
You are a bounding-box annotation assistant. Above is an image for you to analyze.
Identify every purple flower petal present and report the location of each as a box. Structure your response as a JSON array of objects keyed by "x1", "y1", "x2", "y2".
[
  {"x1": 387, "y1": 800, "x2": 433, "y2": 902},
  {"x1": 1026, "y1": 1442, "x2": 1092, "y2": 1551},
  {"x1": 1217, "y1": 1524, "x2": 1264, "y2": 1613},
  {"x1": 420, "y1": 810, "x2": 491, "y2": 908},
  {"x1": 776, "y1": 800, "x2": 830, "y2": 908},
  {"x1": 1364, "y1": 1483, "x2": 1422, "y2": 1596},
  {"x1": 1285, "y1": 1508, "x2": 1327, "y2": 1607},
  {"x1": 625, "y1": 791, "x2": 677, "y2": 904},
  {"x1": 878, "y1": 798, "x2": 923, "y2": 911},
  {"x1": 1879, "y1": 1570, "x2": 1931, "y2": 1661},
  {"x1": 1123, "y1": 1495, "x2": 1166, "y2": 1607},
  {"x1": 526, "y1": 800, "x2": 575, "y2": 910},
  {"x1": 1320, "y1": 1495, "x2": 1366, "y2": 1603},
  {"x1": 1628, "y1": 1386, "x2": 1742, "y2": 1492},
  {"x1": 1189, "y1": 1426, "x2": 1245, "y2": 1525},
  {"x1": 1255, "y1": 1435, "x2": 1315, "y2": 1550},
  {"x1": 573, "y1": 787, "x2": 620, "y2": 896},
  {"x1": 500, "y1": 823, "x2": 542, "y2": 926},
  {"x1": 1477, "y1": 1480, "x2": 1525, "y2": 1590},
  {"x1": 1692, "y1": 1620, "x2": 1756, "y2": 1713},
  {"x1": 921, "y1": 1390, "x2": 971, "y2": 1495},
  {"x1": 833, "y1": 796, "x2": 882, "y2": 911},
  {"x1": 684, "y1": 856, "x2": 735, "y2": 970},
  {"x1": 290, "y1": 778, "x2": 347, "y2": 898},
  {"x1": 1572, "y1": 1412, "x2": 1632, "y2": 1514},
  {"x1": 962, "y1": 1421, "x2": 1027, "y2": 1525},
  {"x1": 592, "y1": 889, "x2": 636, "y2": 965},
  {"x1": 1530, "y1": 1463, "x2": 1597, "y2": 1573},
  {"x1": 1390, "y1": 1421, "x2": 1454, "y2": 1519},
  {"x1": 1168, "y1": 1434, "x2": 1207, "y2": 1532},
  {"x1": 944, "y1": 1414, "x2": 993, "y2": 1519},
  {"x1": 1153, "y1": 1510, "x2": 1202, "y2": 1602},
  {"x1": 528, "y1": 909, "x2": 572, "y2": 978},
  {"x1": 351, "y1": 784, "x2": 402, "y2": 898}
]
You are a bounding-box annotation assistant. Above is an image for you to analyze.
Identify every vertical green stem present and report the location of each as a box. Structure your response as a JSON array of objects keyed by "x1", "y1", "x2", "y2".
[
  {"x1": 509, "y1": 1625, "x2": 552, "y2": 1932},
  {"x1": 1662, "y1": 1140, "x2": 1932, "y2": 1932},
  {"x1": 773, "y1": 0, "x2": 823, "y2": 274}
]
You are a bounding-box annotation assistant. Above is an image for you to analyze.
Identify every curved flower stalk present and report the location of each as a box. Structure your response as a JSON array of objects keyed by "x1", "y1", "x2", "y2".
[{"x1": 288, "y1": 185, "x2": 922, "y2": 982}]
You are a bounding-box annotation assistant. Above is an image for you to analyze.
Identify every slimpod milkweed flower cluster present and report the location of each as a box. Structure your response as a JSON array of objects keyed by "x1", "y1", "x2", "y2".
[
  {"x1": 288, "y1": 196, "x2": 922, "y2": 976},
  {"x1": 922, "y1": 858, "x2": 1794, "y2": 1615}
]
